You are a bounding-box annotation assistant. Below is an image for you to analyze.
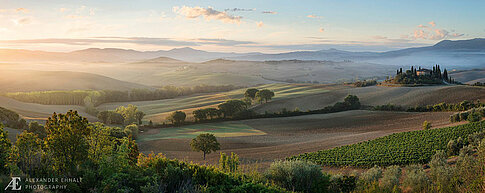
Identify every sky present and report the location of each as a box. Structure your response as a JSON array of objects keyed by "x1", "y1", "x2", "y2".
[{"x1": 0, "y1": 0, "x2": 484, "y2": 53}]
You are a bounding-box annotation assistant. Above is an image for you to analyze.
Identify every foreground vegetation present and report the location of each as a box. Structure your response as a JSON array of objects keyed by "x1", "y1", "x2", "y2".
[
  {"x1": 290, "y1": 120, "x2": 485, "y2": 167},
  {"x1": 0, "y1": 111, "x2": 288, "y2": 192}
]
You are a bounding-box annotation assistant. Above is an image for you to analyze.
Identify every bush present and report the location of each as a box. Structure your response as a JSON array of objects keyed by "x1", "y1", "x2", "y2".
[
  {"x1": 467, "y1": 111, "x2": 482, "y2": 122},
  {"x1": 403, "y1": 164, "x2": 430, "y2": 192},
  {"x1": 124, "y1": 124, "x2": 139, "y2": 139},
  {"x1": 359, "y1": 166, "x2": 382, "y2": 185},
  {"x1": 380, "y1": 165, "x2": 401, "y2": 190},
  {"x1": 328, "y1": 175, "x2": 357, "y2": 193},
  {"x1": 265, "y1": 160, "x2": 329, "y2": 193},
  {"x1": 422, "y1": 121, "x2": 431, "y2": 130}
]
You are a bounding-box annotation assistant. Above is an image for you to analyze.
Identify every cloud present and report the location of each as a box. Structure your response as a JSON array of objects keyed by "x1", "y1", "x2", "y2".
[
  {"x1": 12, "y1": 17, "x2": 31, "y2": 25},
  {"x1": 307, "y1": 14, "x2": 323, "y2": 19},
  {"x1": 409, "y1": 22, "x2": 464, "y2": 40},
  {"x1": 59, "y1": 8, "x2": 68, "y2": 13},
  {"x1": 0, "y1": 37, "x2": 257, "y2": 47},
  {"x1": 262, "y1": 11, "x2": 277, "y2": 14},
  {"x1": 15, "y1": 8, "x2": 29, "y2": 13},
  {"x1": 319, "y1": 27, "x2": 325, "y2": 32},
  {"x1": 256, "y1": 21, "x2": 264, "y2": 27},
  {"x1": 224, "y1": 8, "x2": 255, "y2": 12},
  {"x1": 195, "y1": 38, "x2": 256, "y2": 46},
  {"x1": 173, "y1": 6, "x2": 242, "y2": 24},
  {"x1": 372, "y1": 36, "x2": 388, "y2": 40}
]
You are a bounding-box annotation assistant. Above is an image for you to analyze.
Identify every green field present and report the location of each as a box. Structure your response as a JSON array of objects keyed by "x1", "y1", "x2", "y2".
[{"x1": 138, "y1": 122, "x2": 266, "y2": 142}]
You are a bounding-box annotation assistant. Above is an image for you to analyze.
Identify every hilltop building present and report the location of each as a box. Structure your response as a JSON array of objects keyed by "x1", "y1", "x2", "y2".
[{"x1": 416, "y1": 69, "x2": 432, "y2": 76}]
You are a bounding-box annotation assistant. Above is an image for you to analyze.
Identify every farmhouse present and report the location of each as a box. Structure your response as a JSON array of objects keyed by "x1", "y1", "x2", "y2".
[{"x1": 416, "y1": 68, "x2": 432, "y2": 76}]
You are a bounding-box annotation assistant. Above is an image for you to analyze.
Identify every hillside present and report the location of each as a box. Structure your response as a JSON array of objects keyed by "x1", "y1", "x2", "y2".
[
  {"x1": 253, "y1": 85, "x2": 485, "y2": 113},
  {"x1": 449, "y1": 68, "x2": 485, "y2": 84},
  {"x1": 0, "y1": 70, "x2": 151, "y2": 92}
]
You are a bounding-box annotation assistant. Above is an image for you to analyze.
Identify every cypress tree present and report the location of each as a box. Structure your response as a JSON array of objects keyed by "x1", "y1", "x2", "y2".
[{"x1": 443, "y1": 69, "x2": 448, "y2": 81}]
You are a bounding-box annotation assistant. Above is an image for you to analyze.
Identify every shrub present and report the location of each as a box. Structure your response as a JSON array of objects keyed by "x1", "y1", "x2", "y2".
[
  {"x1": 265, "y1": 160, "x2": 329, "y2": 193},
  {"x1": 124, "y1": 124, "x2": 139, "y2": 139},
  {"x1": 403, "y1": 164, "x2": 430, "y2": 192},
  {"x1": 422, "y1": 120, "x2": 431, "y2": 130},
  {"x1": 380, "y1": 165, "x2": 401, "y2": 190},
  {"x1": 358, "y1": 166, "x2": 382, "y2": 186},
  {"x1": 467, "y1": 111, "x2": 482, "y2": 122},
  {"x1": 328, "y1": 175, "x2": 357, "y2": 193}
]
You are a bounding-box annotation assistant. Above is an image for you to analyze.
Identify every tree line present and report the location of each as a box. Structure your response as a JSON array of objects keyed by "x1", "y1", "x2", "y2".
[
  {"x1": 373, "y1": 100, "x2": 485, "y2": 112},
  {"x1": 159, "y1": 94, "x2": 361, "y2": 128},
  {"x1": 3, "y1": 85, "x2": 238, "y2": 106}
]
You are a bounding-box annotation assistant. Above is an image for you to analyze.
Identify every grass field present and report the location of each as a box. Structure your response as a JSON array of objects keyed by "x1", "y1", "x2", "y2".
[
  {"x1": 98, "y1": 83, "x2": 342, "y2": 123},
  {"x1": 254, "y1": 85, "x2": 485, "y2": 113},
  {"x1": 138, "y1": 122, "x2": 266, "y2": 142},
  {"x1": 0, "y1": 96, "x2": 96, "y2": 122}
]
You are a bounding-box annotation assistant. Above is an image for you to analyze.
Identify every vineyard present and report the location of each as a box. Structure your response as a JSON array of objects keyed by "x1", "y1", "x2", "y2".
[{"x1": 289, "y1": 120, "x2": 485, "y2": 167}]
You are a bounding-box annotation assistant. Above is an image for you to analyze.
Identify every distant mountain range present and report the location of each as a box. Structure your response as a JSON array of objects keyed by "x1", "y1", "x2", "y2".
[{"x1": 1, "y1": 38, "x2": 484, "y2": 68}]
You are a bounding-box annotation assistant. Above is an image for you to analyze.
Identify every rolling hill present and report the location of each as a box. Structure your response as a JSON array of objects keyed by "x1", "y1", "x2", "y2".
[{"x1": 0, "y1": 70, "x2": 152, "y2": 92}]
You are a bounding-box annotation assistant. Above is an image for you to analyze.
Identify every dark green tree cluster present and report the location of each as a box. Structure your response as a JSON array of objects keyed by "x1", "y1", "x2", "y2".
[
  {"x1": 353, "y1": 80, "x2": 377, "y2": 87},
  {"x1": 471, "y1": 82, "x2": 485, "y2": 86},
  {"x1": 97, "y1": 104, "x2": 145, "y2": 125},
  {"x1": 193, "y1": 108, "x2": 221, "y2": 122},
  {"x1": 244, "y1": 88, "x2": 275, "y2": 104},
  {"x1": 385, "y1": 65, "x2": 455, "y2": 85},
  {"x1": 0, "y1": 107, "x2": 27, "y2": 130},
  {"x1": 375, "y1": 100, "x2": 485, "y2": 113},
  {"x1": 450, "y1": 107, "x2": 484, "y2": 123},
  {"x1": 167, "y1": 111, "x2": 187, "y2": 125}
]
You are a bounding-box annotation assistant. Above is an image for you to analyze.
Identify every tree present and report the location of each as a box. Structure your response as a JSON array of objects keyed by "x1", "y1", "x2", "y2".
[
  {"x1": 190, "y1": 133, "x2": 220, "y2": 160},
  {"x1": 443, "y1": 69, "x2": 449, "y2": 81},
  {"x1": 344, "y1": 95, "x2": 361, "y2": 109},
  {"x1": 255, "y1": 89, "x2": 275, "y2": 103},
  {"x1": 44, "y1": 110, "x2": 91, "y2": 174},
  {"x1": 27, "y1": 121, "x2": 47, "y2": 139},
  {"x1": 422, "y1": 121, "x2": 431, "y2": 130},
  {"x1": 115, "y1": 104, "x2": 140, "y2": 125},
  {"x1": 135, "y1": 111, "x2": 145, "y2": 125},
  {"x1": 218, "y1": 100, "x2": 248, "y2": 118},
  {"x1": 0, "y1": 124, "x2": 11, "y2": 174},
  {"x1": 14, "y1": 131, "x2": 43, "y2": 176},
  {"x1": 167, "y1": 111, "x2": 186, "y2": 125},
  {"x1": 244, "y1": 88, "x2": 259, "y2": 100},
  {"x1": 124, "y1": 124, "x2": 139, "y2": 139},
  {"x1": 97, "y1": 111, "x2": 109, "y2": 124},
  {"x1": 193, "y1": 109, "x2": 208, "y2": 122},
  {"x1": 206, "y1": 108, "x2": 222, "y2": 119}
]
